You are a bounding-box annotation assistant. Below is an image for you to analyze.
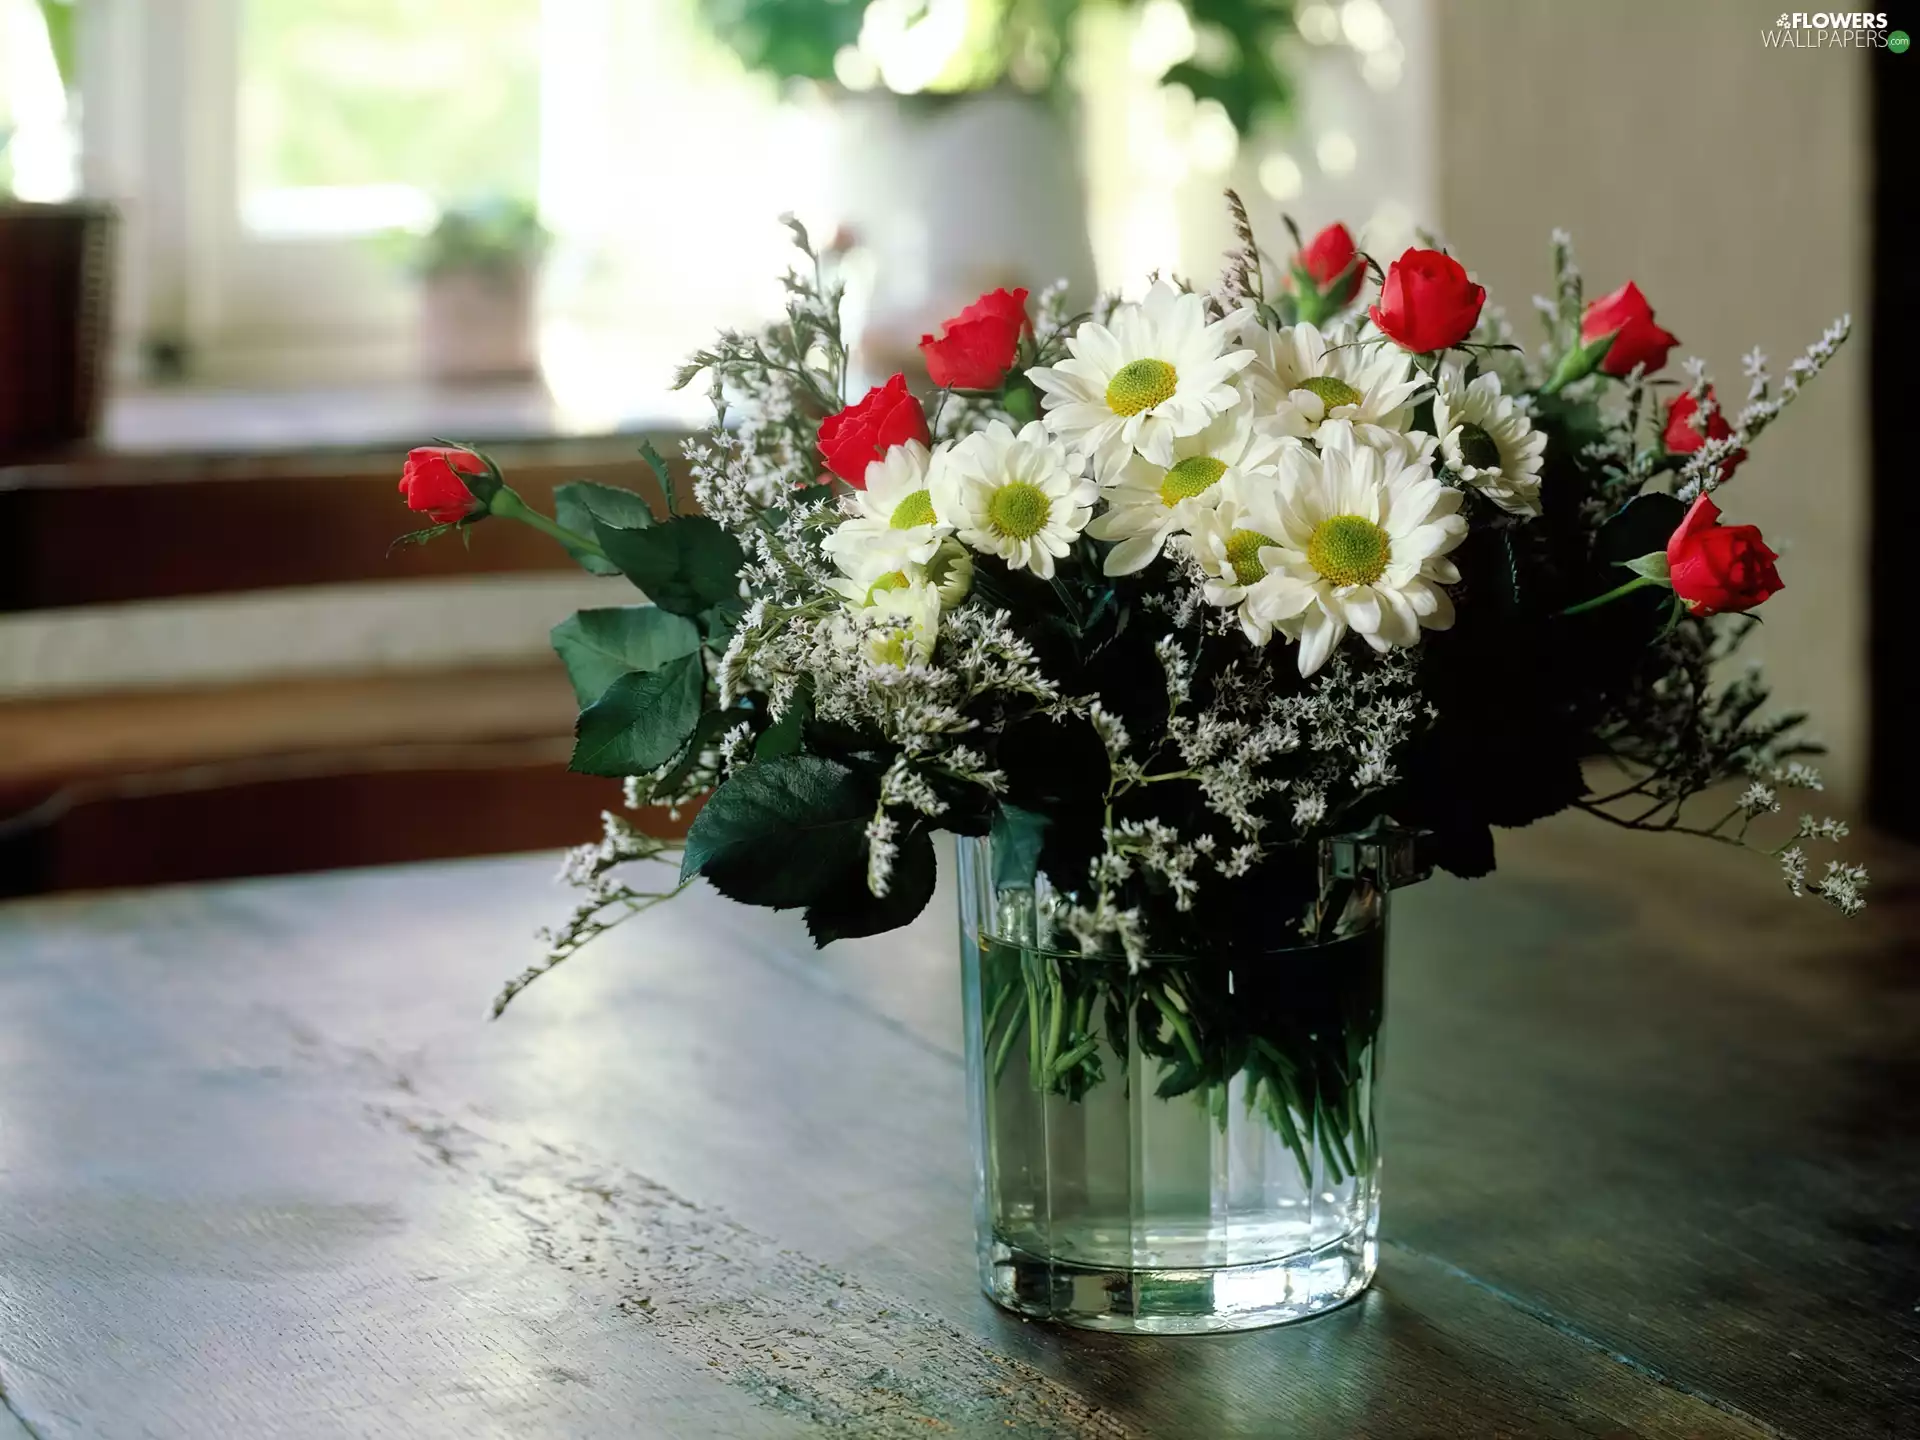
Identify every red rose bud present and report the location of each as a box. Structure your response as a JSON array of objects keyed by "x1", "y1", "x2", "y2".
[
  {"x1": 400, "y1": 446, "x2": 488, "y2": 524},
  {"x1": 920, "y1": 287, "x2": 1030, "y2": 390},
  {"x1": 817, "y1": 373, "x2": 932, "y2": 487},
  {"x1": 1368, "y1": 248, "x2": 1486, "y2": 354},
  {"x1": 1664, "y1": 388, "x2": 1747, "y2": 483},
  {"x1": 1297, "y1": 223, "x2": 1365, "y2": 306},
  {"x1": 1665, "y1": 495, "x2": 1781, "y2": 618},
  {"x1": 1580, "y1": 281, "x2": 1678, "y2": 378}
]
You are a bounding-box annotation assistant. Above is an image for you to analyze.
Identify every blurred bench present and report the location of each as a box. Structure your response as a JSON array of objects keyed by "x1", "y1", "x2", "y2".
[{"x1": 0, "y1": 392, "x2": 686, "y2": 895}]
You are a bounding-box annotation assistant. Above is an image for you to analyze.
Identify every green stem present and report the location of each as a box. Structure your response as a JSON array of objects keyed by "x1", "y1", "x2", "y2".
[
  {"x1": 1561, "y1": 573, "x2": 1664, "y2": 616},
  {"x1": 490, "y1": 487, "x2": 607, "y2": 560}
]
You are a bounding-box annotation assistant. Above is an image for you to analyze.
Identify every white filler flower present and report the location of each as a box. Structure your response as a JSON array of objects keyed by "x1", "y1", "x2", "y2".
[
  {"x1": 1432, "y1": 361, "x2": 1546, "y2": 516},
  {"x1": 822, "y1": 439, "x2": 951, "y2": 583},
  {"x1": 1028, "y1": 281, "x2": 1253, "y2": 482},
  {"x1": 1239, "y1": 319, "x2": 1425, "y2": 450},
  {"x1": 1086, "y1": 404, "x2": 1286, "y2": 576},
  {"x1": 939, "y1": 420, "x2": 1097, "y2": 579},
  {"x1": 1222, "y1": 429, "x2": 1467, "y2": 675}
]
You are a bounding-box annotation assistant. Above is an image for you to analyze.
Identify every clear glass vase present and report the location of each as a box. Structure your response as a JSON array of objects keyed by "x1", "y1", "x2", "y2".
[{"x1": 957, "y1": 829, "x2": 1417, "y2": 1333}]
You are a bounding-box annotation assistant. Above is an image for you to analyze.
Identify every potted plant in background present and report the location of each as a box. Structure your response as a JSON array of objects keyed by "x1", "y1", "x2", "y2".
[
  {"x1": 391, "y1": 199, "x2": 1866, "y2": 1332},
  {"x1": 410, "y1": 197, "x2": 548, "y2": 385},
  {"x1": 697, "y1": 0, "x2": 1305, "y2": 374},
  {"x1": 0, "y1": 0, "x2": 114, "y2": 452}
]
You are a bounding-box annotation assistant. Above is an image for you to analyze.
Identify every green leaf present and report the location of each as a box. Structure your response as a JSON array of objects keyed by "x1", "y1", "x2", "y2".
[
  {"x1": 680, "y1": 755, "x2": 871, "y2": 908},
  {"x1": 569, "y1": 652, "x2": 704, "y2": 777},
  {"x1": 555, "y1": 481, "x2": 654, "y2": 575},
  {"x1": 804, "y1": 826, "x2": 937, "y2": 946},
  {"x1": 638, "y1": 440, "x2": 680, "y2": 517},
  {"x1": 550, "y1": 606, "x2": 701, "y2": 706},
  {"x1": 1596, "y1": 492, "x2": 1687, "y2": 567},
  {"x1": 754, "y1": 688, "x2": 811, "y2": 761},
  {"x1": 593, "y1": 514, "x2": 746, "y2": 617},
  {"x1": 989, "y1": 804, "x2": 1050, "y2": 891}
]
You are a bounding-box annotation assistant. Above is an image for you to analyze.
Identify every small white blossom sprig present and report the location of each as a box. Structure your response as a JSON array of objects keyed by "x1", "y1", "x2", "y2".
[
  {"x1": 1581, "y1": 756, "x2": 1868, "y2": 918},
  {"x1": 494, "y1": 813, "x2": 689, "y2": 1017},
  {"x1": 1058, "y1": 638, "x2": 1426, "y2": 966},
  {"x1": 675, "y1": 215, "x2": 848, "y2": 518},
  {"x1": 1673, "y1": 313, "x2": 1851, "y2": 503}
]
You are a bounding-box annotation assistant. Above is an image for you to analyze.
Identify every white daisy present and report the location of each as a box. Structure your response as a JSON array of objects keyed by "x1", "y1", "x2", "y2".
[
  {"x1": 938, "y1": 420, "x2": 1098, "y2": 579},
  {"x1": 1238, "y1": 432, "x2": 1468, "y2": 677},
  {"x1": 1085, "y1": 404, "x2": 1288, "y2": 576},
  {"x1": 830, "y1": 573, "x2": 945, "y2": 669},
  {"x1": 1027, "y1": 281, "x2": 1253, "y2": 483},
  {"x1": 1185, "y1": 485, "x2": 1302, "y2": 647},
  {"x1": 827, "y1": 537, "x2": 974, "y2": 611},
  {"x1": 1238, "y1": 319, "x2": 1425, "y2": 451},
  {"x1": 1432, "y1": 362, "x2": 1547, "y2": 517},
  {"x1": 821, "y1": 439, "x2": 950, "y2": 584}
]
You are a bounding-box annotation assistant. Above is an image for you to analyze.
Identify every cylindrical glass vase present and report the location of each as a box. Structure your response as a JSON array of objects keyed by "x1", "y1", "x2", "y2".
[{"x1": 957, "y1": 831, "x2": 1409, "y2": 1333}]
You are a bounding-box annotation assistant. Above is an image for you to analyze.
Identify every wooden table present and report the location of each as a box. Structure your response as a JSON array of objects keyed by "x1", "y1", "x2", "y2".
[{"x1": 1, "y1": 816, "x2": 1914, "y2": 1438}]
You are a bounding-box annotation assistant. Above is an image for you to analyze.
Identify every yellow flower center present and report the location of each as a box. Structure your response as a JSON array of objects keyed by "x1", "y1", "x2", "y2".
[
  {"x1": 1106, "y1": 358, "x2": 1178, "y2": 416},
  {"x1": 1297, "y1": 375, "x2": 1364, "y2": 411},
  {"x1": 1454, "y1": 421, "x2": 1501, "y2": 472},
  {"x1": 888, "y1": 488, "x2": 935, "y2": 529},
  {"x1": 1159, "y1": 455, "x2": 1227, "y2": 506},
  {"x1": 1307, "y1": 514, "x2": 1391, "y2": 587},
  {"x1": 1224, "y1": 528, "x2": 1278, "y2": 587},
  {"x1": 987, "y1": 481, "x2": 1052, "y2": 540}
]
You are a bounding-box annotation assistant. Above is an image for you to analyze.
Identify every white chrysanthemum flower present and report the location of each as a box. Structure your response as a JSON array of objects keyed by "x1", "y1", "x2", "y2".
[
  {"x1": 938, "y1": 420, "x2": 1097, "y2": 579},
  {"x1": 1238, "y1": 319, "x2": 1424, "y2": 451},
  {"x1": 822, "y1": 439, "x2": 950, "y2": 583},
  {"x1": 830, "y1": 574, "x2": 945, "y2": 668},
  {"x1": 1085, "y1": 404, "x2": 1288, "y2": 576},
  {"x1": 828, "y1": 537, "x2": 974, "y2": 611},
  {"x1": 1027, "y1": 281, "x2": 1253, "y2": 482},
  {"x1": 1432, "y1": 362, "x2": 1546, "y2": 517},
  {"x1": 1185, "y1": 487, "x2": 1300, "y2": 646},
  {"x1": 1193, "y1": 430, "x2": 1466, "y2": 675}
]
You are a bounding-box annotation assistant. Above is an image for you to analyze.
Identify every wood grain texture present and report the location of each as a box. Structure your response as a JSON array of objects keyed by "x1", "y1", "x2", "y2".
[{"x1": 0, "y1": 813, "x2": 1913, "y2": 1438}]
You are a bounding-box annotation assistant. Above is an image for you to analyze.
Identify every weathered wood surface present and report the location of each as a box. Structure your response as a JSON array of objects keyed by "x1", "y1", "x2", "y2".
[{"x1": 0, "y1": 815, "x2": 1914, "y2": 1438}]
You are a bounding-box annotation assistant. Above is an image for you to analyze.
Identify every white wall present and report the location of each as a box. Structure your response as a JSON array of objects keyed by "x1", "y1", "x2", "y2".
[{"x1": 1433, "y1": 0, "x2": 1871, "y2": 798}]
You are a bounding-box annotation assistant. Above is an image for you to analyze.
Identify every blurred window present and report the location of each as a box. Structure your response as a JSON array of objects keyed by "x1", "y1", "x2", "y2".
[{"x1": 238, "y1": 0, "x2": 541, "y2": 236}]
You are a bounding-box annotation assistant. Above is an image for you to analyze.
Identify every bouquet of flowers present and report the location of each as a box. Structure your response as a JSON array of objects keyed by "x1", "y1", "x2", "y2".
[{"x1": 396, "y1": 196, "x2": 1865, "y2": 1018}]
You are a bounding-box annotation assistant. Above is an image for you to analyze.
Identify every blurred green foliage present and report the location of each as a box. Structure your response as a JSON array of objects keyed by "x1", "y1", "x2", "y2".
[
  {"x1": 240, "y1": 0, "x2": 540, "y2": 199},
  {"x1": 696, "y1": 0, "x2": 1299, "y2": 134}
]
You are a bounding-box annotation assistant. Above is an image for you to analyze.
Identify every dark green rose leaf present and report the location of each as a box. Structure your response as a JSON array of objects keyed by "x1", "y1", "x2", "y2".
[
  {"x1": 554, "y1": 481, "x2": 653, "y2": 574},
  {"x1": 754, "y1": 688, "x2": 811, "y2": 761},
  {"x1": 1596, "y1": 492, "x2": 1687, "y2": 567},
  {"x1": 569, "y1": 652, "x2": 704, "y2": 777},
  {"x1": 593, "y1": 514, "x2": 746, "y2": 617},
  {"x1": 804, "y1": 825, "x2": 937, "y2": 947},
  {"x1": 550, "y1": 606, "x2": 702, "y2": 706},
  {"x1": 680, "y1": 755, "x2": 872, "y2": 908}
]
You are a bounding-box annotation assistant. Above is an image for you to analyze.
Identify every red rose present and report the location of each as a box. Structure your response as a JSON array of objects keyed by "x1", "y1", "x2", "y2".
[
  {"x1": 1297, "y1": 223, "x2": 1364, "y2": 306},
  {"x1": 1368, "y1": 248, "x2": 1485, "y2": 354},
  {"x1": 817, "y1": 374, "x2": 932, "y2": 487},
  {"x1": 400, "y1": 446, "x2": 487, "y2": 524},
  {"x1": 1665, "y1": 495, "x2": 1781, "y2": 617},
  {"x1": 1580, "y1": 281, "x2": 1678, "y2": 378},
  {"x1": 920, "y1": 287, "x2": 1029, "y2": 390},
  {"x1": 1663, "y1": 388, "x2": 1746, "y2": 483}
]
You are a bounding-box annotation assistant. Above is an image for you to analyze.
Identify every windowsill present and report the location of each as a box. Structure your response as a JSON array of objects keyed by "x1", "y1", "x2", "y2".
[{"x1": 0, "y1": 378, "x2": 699, "y2": 488}]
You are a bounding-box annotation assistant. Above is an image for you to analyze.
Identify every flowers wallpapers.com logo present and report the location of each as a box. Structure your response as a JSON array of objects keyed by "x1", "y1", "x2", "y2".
[{"x1": 1764, "y1": 10, "x2": 1906, "y2": 45}]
